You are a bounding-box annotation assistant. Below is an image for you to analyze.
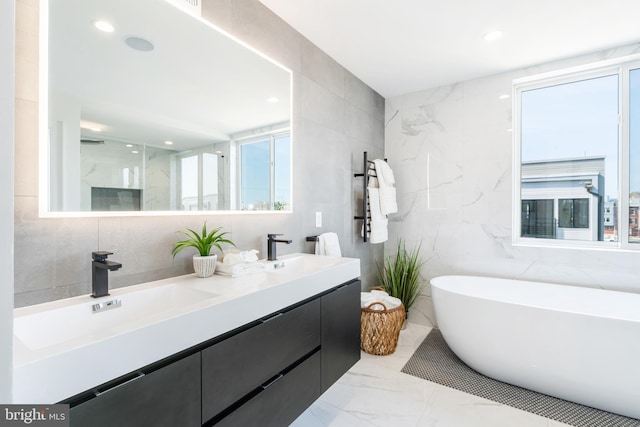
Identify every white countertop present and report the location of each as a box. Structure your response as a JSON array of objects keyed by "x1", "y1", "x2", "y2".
[{"x1": 13, "y1": 253, "x2": 360, "y2": 403}]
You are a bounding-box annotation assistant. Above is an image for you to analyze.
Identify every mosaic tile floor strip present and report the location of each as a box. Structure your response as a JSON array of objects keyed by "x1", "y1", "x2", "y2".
[{"x1": 401, "y1": 329, "x2": 640, "y2": 427}]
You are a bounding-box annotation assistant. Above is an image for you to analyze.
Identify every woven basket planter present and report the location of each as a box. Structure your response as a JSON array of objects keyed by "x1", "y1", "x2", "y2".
[{"x1": 360, "y1": 301, "x2": 405, "y2": 356}]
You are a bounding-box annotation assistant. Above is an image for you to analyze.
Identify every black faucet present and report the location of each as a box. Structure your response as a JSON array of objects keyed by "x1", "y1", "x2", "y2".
[
  {"x1": 91, "y1": 251, "x2": 122, "y2": 298},
  {"x1": 267, "y1": 234, "x2": 292, "y2": 261}
]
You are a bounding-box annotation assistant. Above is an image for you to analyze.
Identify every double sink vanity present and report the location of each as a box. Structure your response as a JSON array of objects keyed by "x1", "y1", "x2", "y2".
[{"x1": 13, "y1": 253, "x2": 361, "y2": 426}]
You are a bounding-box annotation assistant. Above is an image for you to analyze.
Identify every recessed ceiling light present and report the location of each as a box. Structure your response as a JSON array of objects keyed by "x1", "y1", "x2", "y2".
[
  {"x1": 215, "y1": 150, "x2": 222, "y2": 154},
  {"x1": 499, "y1": 94, "x2": 510, "y2": 100},
  {"x1": 164, "y1": 140, "x2": 174, "y2": 145},
  {"x1": 126, "y1": 144, "x2": 133, "y2": 148},
  {"x1": 94, "y1": 20, "x2": 115, "y2": 33},
  {"x1": 125, "y1": 36, "x2": 154, "y2": 52},
  {"x1": 131, "y1": 150, "x2": 139, "y2": 154},
  {"x1": 483, "y1": 30, "x2": 503, "y2": 42},
  {"x1": 267, "y1": 97, "x2": 279, "y2": 103}
]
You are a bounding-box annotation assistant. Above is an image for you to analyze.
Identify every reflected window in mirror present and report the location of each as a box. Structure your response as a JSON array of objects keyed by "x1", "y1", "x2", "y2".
[
  {"x1": 513, "y1": 54, "x2": 640, "y2": 250},
  {"x1": 178, "y1": 147, "x2": 226, "y2": 211},
  {"x1": 239, "y1": 131, "x2": 291, "y2": 211}
]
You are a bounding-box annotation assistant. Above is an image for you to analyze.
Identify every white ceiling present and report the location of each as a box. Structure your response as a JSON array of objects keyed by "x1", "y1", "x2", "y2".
[{"x1": 259, "y1": 0, "x2": 640, "y2": 98}]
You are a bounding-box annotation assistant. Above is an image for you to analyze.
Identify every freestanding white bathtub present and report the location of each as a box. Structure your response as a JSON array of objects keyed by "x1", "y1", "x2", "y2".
[{"x1": 431, "y1": 275, "x2": 640, "y2": 420}]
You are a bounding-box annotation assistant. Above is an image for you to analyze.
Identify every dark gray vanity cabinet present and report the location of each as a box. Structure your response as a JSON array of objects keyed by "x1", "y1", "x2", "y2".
[
  {"x1": 69, "y1": 352, "x2": 201, "y2": 427},
  {"x1": 65, "y1": 278, "x2": 360, "y2": 427},
  {"x1": 320, "y1": 279, "x2": 361, "y2": 392},
  {"x1": 201, "y1": 299, "x2": 321, "y2": 423}
]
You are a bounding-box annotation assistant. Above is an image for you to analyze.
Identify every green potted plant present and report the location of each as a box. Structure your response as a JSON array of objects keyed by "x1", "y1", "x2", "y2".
[
  {"x1": 172, "y1": 222, "x2": 235, "y2": 278},
  {"x1": 376, "y1": 239, "x2": 426, "y2": 320}
]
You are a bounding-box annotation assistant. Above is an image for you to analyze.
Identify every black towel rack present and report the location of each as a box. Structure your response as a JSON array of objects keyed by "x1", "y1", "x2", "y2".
[
  {"x1": 354, "y1": 152, "x2": 372, "y2": 242},
  {"x1": 354, "y1": 151, "x2": 387, "y2": 243}
]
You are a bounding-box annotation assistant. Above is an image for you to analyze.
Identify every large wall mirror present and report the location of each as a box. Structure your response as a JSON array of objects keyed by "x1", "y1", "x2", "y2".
[{"x1": 42, "y1": 0, "x2": 292, "y2": 215}]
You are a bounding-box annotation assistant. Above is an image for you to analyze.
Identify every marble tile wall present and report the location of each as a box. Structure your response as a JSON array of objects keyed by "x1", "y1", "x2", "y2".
[
  {"x1": 14, "y1": 0, "x2": 384, "y2": 306},
  {"x1": 385, "y1": 43, "x2": 640, "y2": 327}
]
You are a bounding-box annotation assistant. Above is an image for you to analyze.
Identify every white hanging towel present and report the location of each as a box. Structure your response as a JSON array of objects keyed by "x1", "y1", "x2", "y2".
[
  {"x1": 365, "y1": 187, "x2": 388, "y2": 244},
  {"x1": 315, "y1": 232, "x2": 342, "y2": 257},
  {"x1": 373, "y1": 159, "x2": 398, "y2": 215}
]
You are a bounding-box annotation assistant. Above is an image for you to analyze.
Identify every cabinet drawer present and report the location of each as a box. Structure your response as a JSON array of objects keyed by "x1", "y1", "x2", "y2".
[
  {"x1": 214, "y1": 350, "x2": 321, "y2": 427},
  {"x1": 202, "y1": 298, "x2": 321, "y2": 422},
  {"x1": 70, "y1": 353, "x2": 200, "y2": 427}
]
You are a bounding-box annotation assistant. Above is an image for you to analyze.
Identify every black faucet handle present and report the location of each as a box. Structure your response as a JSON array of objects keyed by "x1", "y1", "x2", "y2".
[
  {"x1": 92, "y1": 251, "x2": 114, "y2": 262},
  {"x1": 267, "y1": 234, "x2": 283, "y2": 239}
]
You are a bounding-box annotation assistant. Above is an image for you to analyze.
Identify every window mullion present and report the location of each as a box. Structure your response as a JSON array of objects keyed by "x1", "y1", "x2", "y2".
[{"x1": 620, "y1": 64, "x2": 631, "y2": 247}]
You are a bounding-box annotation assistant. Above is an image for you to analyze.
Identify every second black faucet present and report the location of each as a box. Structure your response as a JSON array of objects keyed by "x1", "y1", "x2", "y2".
[{"x1": 267, "y1": 234, "x2": 292, "y2": 261}]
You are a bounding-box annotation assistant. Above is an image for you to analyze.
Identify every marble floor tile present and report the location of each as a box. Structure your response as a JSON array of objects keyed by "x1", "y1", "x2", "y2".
[{"x1": 292, "y1": 323, "x2": 571, "y2": 427}]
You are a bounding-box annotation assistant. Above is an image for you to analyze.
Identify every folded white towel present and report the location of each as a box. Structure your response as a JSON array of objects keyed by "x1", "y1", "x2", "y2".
[
  {"x1": 361, "y1": 187, "x2": 388, "y2": 243},
  {"x1": 379, "y1": 186, "x2": 398, "y2": 215},
  {"x1": 369, "y1": 219, "x2": 388, "y2": 244},
  {"x1": 315, "y1": 232, "x2": 342, "y2": 257},
  {"x1": 371, "y1": 160, "x2": 397, "y2": 215},
  {"x1": 215, "y1": 261, "x2": 264, "y2": 277},
  {"x1": 373, "y1": 159, "x2": 395, "y2": 186},
  {"x1": 221, "y1": 249, "x2": 259, "y2": 265},
  {"x1": 367, "y1": 187, "x2": 384, "y2": 222}
]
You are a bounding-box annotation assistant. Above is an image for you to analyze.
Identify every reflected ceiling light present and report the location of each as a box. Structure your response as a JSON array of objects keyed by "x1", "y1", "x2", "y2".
[
  {"x1": 164, "y1": 140, "x2": 174, "y2": 145},
  {"x1": 215, "y1": 150, "x2": 222, "y2": 154},
  {"x1": 90, "y1": 127, "x2": 102, "y2": 132},
  {"x1": 93, "y1": 20, "x2": 115, "y2": 33},
  {"x1": 131, "y1": 150, "x2": 139, "y2": 154},
  {"x1": 483, "y1": 30, "x2": 503, "y2": 42},
  {"x1": 126, "y1": 144, "x2": 133, "y2": 148},
  {"x1": 267, "y1": 97, "x2": 279, "y2": 103},
  {"x1": 498, "y1": 94, "x2": 510, "y2": 100},
  {"x1": 125, "y1": 36, "x2": 154, "y2": 52}
]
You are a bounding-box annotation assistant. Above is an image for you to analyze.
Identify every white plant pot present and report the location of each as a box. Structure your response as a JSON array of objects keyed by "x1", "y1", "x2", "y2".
[{"x1": 193, "y1": 254, "x2": 217, "y2": 278}]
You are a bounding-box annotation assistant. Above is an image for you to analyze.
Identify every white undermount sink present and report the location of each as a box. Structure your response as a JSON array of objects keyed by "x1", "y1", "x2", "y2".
[{"x1": 14, "y1": 284, "x2": 218, "y2": 351}]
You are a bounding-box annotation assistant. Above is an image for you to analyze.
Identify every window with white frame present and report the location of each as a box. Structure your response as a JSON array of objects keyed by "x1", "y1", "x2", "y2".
[{"x1": 514, "y1": 54, "x2": 640, "y2": 249}]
